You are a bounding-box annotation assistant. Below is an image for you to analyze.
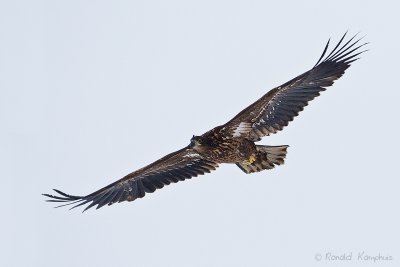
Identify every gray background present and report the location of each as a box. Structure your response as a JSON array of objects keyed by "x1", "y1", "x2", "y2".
[{"x1": 1, "y1": 1, "x2": 399, "y2": 266}]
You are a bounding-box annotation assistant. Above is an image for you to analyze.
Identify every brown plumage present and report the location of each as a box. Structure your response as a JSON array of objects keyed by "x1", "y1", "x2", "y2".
[{"x1": 43, "y1": 32, "x2": 367, "y2": 211}]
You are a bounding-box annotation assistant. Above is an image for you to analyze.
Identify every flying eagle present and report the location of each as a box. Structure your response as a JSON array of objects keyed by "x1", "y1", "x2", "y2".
[{"x1": 44, "y1": 33, "x2": 367, "y2": 211}]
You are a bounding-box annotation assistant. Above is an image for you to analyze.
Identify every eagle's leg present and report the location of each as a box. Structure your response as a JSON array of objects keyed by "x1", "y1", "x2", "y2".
[{"x1": 243, "y1": 155, "x2": 257, "y2": 165}]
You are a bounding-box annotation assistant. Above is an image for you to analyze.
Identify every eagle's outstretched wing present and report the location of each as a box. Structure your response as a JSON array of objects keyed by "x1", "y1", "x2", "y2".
[
  {"x1": 43, "y1": 148, "x2": 218, "y2": 211},
  {"x1": 222, "y1": 33, "x2": 367, "y2": 141}
]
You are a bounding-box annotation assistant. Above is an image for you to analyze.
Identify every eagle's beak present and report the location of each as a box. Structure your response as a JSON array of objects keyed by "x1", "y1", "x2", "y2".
[{"x1": 189, "y1": 140, "x2": 194, "y2": 149}]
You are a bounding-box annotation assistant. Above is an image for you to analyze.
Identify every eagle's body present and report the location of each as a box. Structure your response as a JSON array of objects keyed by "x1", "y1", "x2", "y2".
[
  {"x1": 192, "y1": 126, "x2": 288, "y2": 172},
  {"x1": 44, "y1": 33, "x2": 367, "y2": 211},
  {"x1": 191, "y1": 126, "x2": 257, "y2": 164}
]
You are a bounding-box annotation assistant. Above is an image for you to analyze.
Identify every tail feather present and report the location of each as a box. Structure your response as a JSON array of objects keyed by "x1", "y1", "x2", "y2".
[{"x1": 236, "y1": 145, "x2": 288, "y2": 174}]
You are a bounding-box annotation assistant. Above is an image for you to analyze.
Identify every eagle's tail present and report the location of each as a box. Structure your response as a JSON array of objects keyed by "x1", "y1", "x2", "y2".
[{"x1": 236, "y1": 145, "x2": 289, "y2": 174}]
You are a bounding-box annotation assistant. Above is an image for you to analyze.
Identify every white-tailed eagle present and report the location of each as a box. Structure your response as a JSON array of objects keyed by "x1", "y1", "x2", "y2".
[{"x1": 43, "y1": 33, "x2": 367, "y2": 211}]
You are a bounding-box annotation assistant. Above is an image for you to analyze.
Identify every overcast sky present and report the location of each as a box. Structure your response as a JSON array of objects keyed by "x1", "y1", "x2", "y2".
[{"x1": 1, "y1": 1, "x2": 399, "y2": 266}]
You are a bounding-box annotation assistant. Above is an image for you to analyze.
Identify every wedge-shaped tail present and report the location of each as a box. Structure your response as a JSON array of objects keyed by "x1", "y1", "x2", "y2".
[{"x1": 236, "y1": 145, "x2": 289, "y2": 174}]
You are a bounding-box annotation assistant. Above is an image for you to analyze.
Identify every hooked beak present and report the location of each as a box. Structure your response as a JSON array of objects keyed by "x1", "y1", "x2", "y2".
[
  {"x1": 189, "y1": 140, "x2": 195, "y2": 149},
  {"x1": 189, "y1": 135, "x2": 196, "y2": 149}
]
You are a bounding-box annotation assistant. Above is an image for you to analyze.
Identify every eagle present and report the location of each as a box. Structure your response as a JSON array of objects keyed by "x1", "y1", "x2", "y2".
[{"x1": 43, "y1": 33, "x2": 367, "y2": 211}]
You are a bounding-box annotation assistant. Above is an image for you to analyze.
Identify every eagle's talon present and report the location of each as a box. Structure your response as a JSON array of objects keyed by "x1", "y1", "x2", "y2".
[{"x1": 244, "y1": 155, "x2": 256, "y2": 165}]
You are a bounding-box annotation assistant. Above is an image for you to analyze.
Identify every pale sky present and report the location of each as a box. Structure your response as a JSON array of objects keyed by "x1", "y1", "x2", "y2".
[{"x1": 1, "y1": 1, "x2": 399, "y2": 266}]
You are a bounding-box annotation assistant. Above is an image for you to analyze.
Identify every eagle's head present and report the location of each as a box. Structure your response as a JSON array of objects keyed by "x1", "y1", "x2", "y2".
[
  {"x1": 189, "y1": 135, "x2": 205, "y2": 150},
  {"x1": 189, "y1": 135, "x2": 202, "y2": 148},
  {"x1": 189, "y1": 135, "x2": 216, "y2": 153}
]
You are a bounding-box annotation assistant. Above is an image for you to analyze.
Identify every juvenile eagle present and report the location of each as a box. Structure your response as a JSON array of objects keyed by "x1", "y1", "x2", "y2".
[{"x1": 44, "y1": 33, "x2": 367, "y2": 211}]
